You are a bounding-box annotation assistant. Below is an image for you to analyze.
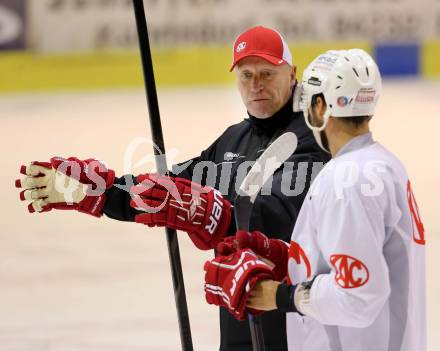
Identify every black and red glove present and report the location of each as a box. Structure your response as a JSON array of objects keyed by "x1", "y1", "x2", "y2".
[
  {"x1": 217, "y1": 230, "x2": 290, "y2": 281},
  {"x1": 204, "y1": 248, "x2": 275, "y2": 320},
  {"x1": 15, "y1": 157, "x2": 115, "y2": 217},
  {"x1": 130, "y1": 174, "x2": 231, "y2": 250}
]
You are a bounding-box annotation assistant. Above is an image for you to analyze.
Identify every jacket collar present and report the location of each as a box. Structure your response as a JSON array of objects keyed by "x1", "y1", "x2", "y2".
[{"x1": 335, "y1": 132, "x2": 375, "y2": 157}]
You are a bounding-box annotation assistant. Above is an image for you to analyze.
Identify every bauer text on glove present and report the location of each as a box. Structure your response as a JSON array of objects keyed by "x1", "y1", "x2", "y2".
[
  {"x1": 130, "y1": 174, "x2": 231, "y2": 250},
  {"x1": 204, "y1": 248, "x2": 275, "y2": 320}
]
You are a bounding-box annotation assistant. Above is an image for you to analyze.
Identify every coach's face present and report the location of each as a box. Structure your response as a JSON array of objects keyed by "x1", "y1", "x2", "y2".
[{"x1": 235, "y1": 56, "x2": 296, "y2": 119}]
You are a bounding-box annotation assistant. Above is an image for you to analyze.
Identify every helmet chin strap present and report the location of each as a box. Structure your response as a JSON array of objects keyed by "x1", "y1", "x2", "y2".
[
  {"x1": 312, "y1": 129, "x2": 329, "y2": 153},
  {"x1": 304, "y1": 106, "x2": 331, "y2": 153}
]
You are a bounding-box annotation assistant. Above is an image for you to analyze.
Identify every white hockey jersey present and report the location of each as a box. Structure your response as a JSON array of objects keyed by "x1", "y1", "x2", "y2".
[{"x1": 286, "y1": 133, "x2": 426, "y2": 351}]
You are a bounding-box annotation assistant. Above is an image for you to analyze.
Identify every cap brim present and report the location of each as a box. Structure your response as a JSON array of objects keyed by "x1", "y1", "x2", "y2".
[{"x1": 229, "y1": 53, "x2": 287, "y2": 72}]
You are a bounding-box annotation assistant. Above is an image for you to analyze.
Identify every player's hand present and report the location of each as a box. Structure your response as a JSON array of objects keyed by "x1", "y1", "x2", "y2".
[
  {"x1": 246, "y1": 279, "x2": 279, "y2": 311},
  {"x1": 204, "y1": 249, "x2": 275, "y2": 320},
  {"x1": 15, "y1": 157, "x2": 115, "y2": 217},
  {"x1": 217, "y1": 230, "x2": 289, "y2": 281},
  {"x1": 130, "y1": 174, "x2": 231, "y2": 250}
]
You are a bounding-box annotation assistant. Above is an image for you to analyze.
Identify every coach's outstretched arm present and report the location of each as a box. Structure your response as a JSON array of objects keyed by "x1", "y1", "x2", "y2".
[{"x1": 16, "y1": 157, "x2": 231, "y2": 251}]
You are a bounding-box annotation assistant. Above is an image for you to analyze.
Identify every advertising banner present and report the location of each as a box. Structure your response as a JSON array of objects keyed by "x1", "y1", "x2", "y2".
[
  {"x1": 0, "y1": 0, "x2": 26, "y2": 50},
  {"x1": 29, "y1": 0, "x2": 440, "y2": 53}
]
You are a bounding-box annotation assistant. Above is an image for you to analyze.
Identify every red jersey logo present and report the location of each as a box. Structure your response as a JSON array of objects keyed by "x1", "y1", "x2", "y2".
[
  {"x1": 407, "y1": 180, "x2": 425, "y2": 245},
  {"x1": 330, "y1": 254, "x2": 369, "y2": 289},
  {"x1": 287, "y1": 240, "x2": 312, "y2": 284}
]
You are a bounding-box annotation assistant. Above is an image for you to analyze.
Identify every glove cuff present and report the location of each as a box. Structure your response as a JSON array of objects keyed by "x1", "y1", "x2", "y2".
[
  {"x1": 276, "y1": 282, "x2": 298, "y2": 313},
  {"x1": 77, "y1": 193, "x2": 108, "y2": 217},
  {"x1": 77, "y1": 162, "x2": 115, "y2": 217},
  {"x1": 276, "y1": 278, "x2": 316, "y2": 315}
]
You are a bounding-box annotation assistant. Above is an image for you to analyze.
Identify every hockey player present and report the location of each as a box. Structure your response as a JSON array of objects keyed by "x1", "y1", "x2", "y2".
[
  {"x1": 204, "y1": 49, "x2": 426, "y2": 351},
  {"x1": 15, "y1": 26, "x2": 329, "y2": 350}
]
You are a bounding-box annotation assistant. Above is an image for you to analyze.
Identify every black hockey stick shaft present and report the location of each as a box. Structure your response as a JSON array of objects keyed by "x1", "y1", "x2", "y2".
[
  {"x1": 248, "y1": 314, "x2": 265, "y2": 351},
  {"x1": 234, "y1": 201, "x2": 266, "y2": 351},
  {"x1": 132, "y1": 1, "x2": 193, "y2": 350}
]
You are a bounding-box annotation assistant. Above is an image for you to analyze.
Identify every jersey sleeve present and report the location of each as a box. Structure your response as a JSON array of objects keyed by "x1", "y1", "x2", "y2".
[
  {"x1": 102, "y1": 174, "x2": 138, "y2": 221},
  {"x1": 305, "y1": 187, "x2": 391, "y2": 328}
]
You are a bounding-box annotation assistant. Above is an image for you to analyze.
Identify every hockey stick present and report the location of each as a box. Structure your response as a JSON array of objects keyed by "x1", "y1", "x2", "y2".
[
  {"x1": 132, "y1": 1, "x2": 193, "y2": 350},
  {"x1": 235, "y1": 132, "x2": 298, "y2": 351}
]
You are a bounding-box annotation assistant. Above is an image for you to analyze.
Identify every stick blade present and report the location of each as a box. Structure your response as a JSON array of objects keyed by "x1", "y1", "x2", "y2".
[{"x1": 238, "y1": 132, "x2": 298, "y2": 201}]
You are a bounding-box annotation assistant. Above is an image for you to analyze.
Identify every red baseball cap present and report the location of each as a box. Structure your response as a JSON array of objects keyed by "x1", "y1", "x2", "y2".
[{"x1": 230, "y1": 26, "x2": 292, "y2": 71}]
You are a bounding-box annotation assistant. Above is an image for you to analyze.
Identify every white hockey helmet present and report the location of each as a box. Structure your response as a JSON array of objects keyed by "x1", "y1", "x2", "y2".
[{"x1": 301, "y1": 49, "x2": 382, "y2": 150}]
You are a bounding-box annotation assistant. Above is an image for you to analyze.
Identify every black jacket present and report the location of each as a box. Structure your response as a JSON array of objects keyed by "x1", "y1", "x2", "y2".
[{"x1": 102, "y1": 87, "x2": 330, "y2": 351}]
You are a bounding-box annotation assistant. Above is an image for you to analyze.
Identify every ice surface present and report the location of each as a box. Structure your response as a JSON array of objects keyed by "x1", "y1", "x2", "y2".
[{"x1": 1, "y1": 82, "x2": 439, "y2": 350}]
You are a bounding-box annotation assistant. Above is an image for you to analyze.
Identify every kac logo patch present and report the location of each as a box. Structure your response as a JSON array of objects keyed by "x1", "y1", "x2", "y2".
[
  {"x1": 236, "y1": 41, "x2": 246, "y2": 53},
  {"x1": 330, "y1": 254, "x2": 369, "y2": 288}
]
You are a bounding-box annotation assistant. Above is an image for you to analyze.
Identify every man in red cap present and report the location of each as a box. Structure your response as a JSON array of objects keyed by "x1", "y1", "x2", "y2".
[
  {"x1": 231, "y1": 26, "x2": 294, "y2": 119},
  {"x1": 16, "y1": 26, "x2": 329, "y2": 350},
  {"x1": 200, "y1": 26, "x2": 329, "y2": 350}
]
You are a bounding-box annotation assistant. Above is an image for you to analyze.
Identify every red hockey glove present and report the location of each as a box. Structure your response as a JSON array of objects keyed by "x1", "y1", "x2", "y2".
[
  {"x1": 204, "y1": 248, "x2": 275, "y2": 320},
  {"x1": 130, "y1": 174, "x2": 231, "y2": 250},
  {"x1": 218, "y1": 230, "x2": 290, "y2": 281},
  {"x1": 216, "y1": 235, "x2": 237, "y2": 255},
  {"x1": 15, "y1": 157, "x2": 115, "y2": 217}
]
